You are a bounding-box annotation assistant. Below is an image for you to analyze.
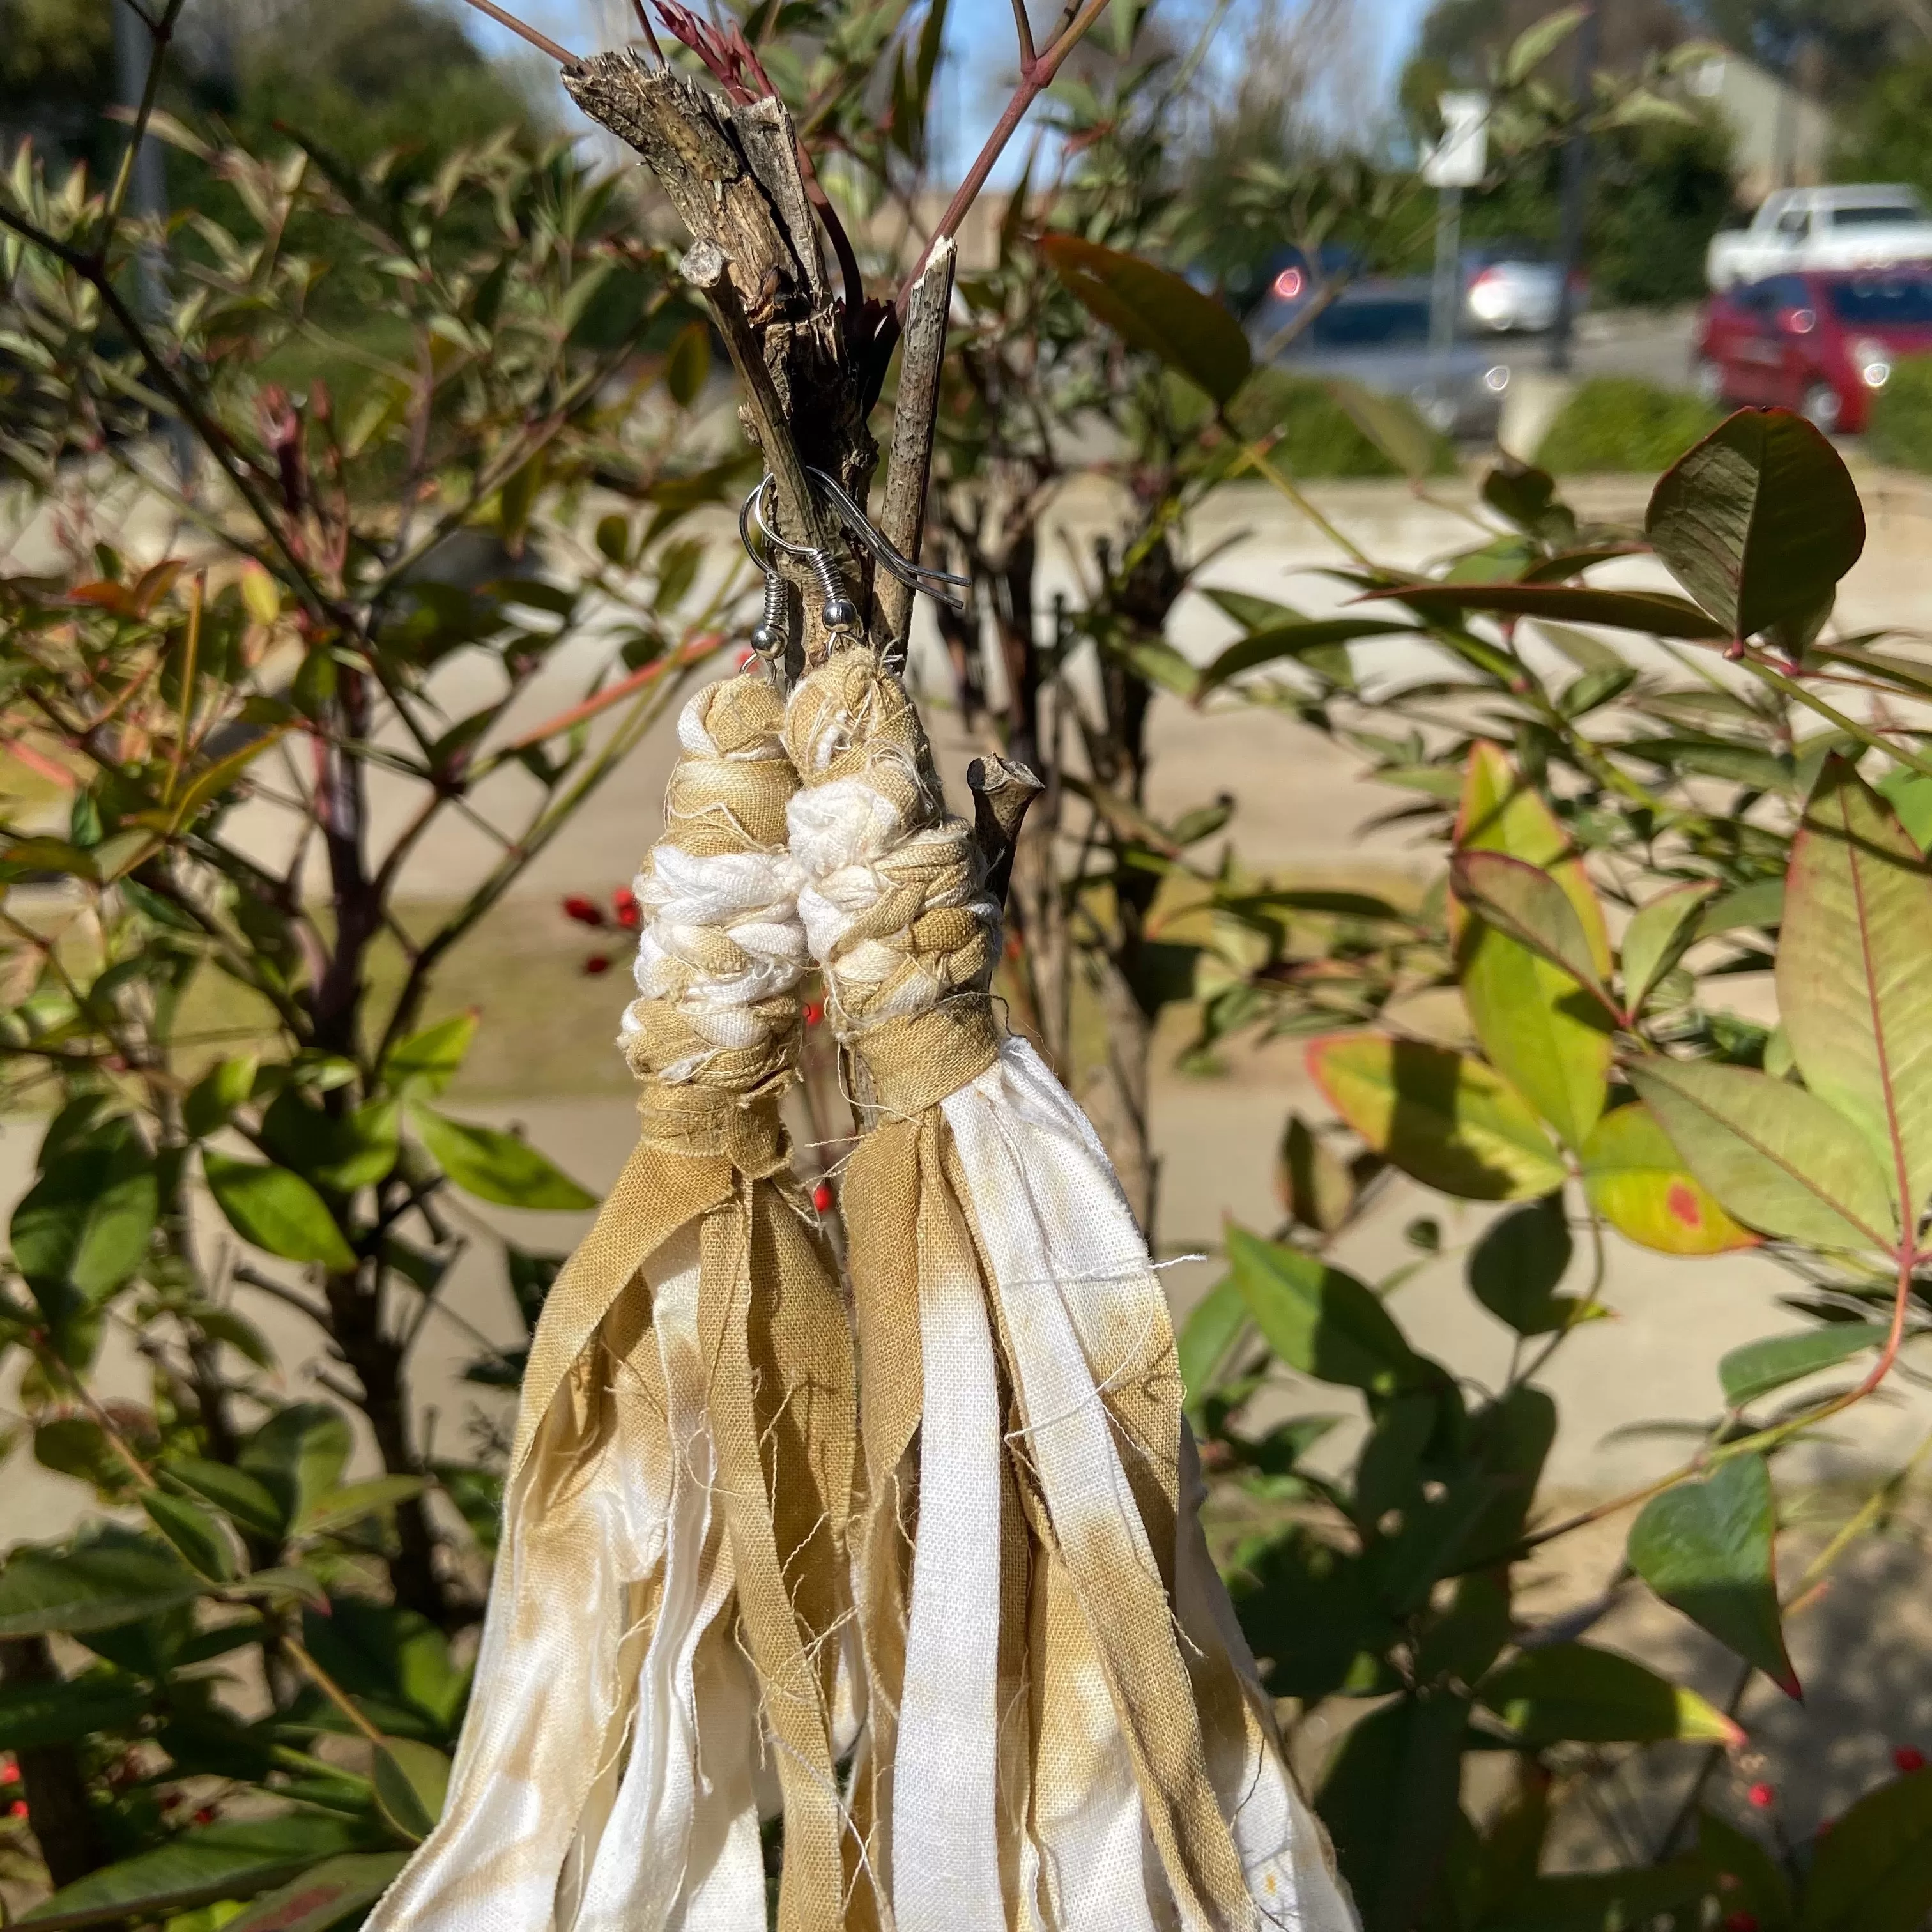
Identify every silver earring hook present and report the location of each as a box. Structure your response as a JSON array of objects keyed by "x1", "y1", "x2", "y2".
[
  {"x1": 804, "y1": 466, "x2": 969, "y2": 611},
  {"x1": 747, "y1": 477, "x2": 862, "y2": 640},
  {"x1": 738, "y1": 482, "x2": 791, "y2": 663}
]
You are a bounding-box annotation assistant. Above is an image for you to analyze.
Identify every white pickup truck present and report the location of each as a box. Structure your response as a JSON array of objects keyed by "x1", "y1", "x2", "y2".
[{"x1": 1706, "y1": 185, "x2": 1932, "y2": 291}]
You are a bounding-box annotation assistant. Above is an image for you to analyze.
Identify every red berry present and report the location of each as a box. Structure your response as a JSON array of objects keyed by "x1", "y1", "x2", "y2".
[
  {"x1": 1747, "y1": 1781, "x2": 1775, "y2": 1809},
  {"x1": 0, "y1": 1752, "x2": 14, "y2": 1781},
  {"x1": 7, "y1": 1799, "x2": 26, "y2": 1820},
  {"x1": 803, "y1": 1000, "x2": 824, "y2": 1027},
  {"x1": 193, "y1": 1805, "x2": 216, "y2": 1826},
  {"x1": 1724, "y1": 1915, "x2": 1759, "y2": 1932},
  {"x1": 1898, "y1": 1745, "x2": 1928, "y2": 1773},
  {"x1": 811, "y1": 1181, "x2": 834, "y2": 1214},
  {"x1": 562, "y1": 894, "x2": 604, "y2": 928},
  {"x1": 612, "y1": 887, "x2": 640, "y2": 930},
  {"x1": 583, "y1": 954, "x2": 611, "y2": 976}
]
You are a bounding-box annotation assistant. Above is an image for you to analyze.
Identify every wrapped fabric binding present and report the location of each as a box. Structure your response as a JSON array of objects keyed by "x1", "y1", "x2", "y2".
[
  {"x1": 367, "y1": 672, "x2": 855, "y2": 1932},
  {"x1": 783, "y1": 651, "x2": 1358, "y2": 1932}
]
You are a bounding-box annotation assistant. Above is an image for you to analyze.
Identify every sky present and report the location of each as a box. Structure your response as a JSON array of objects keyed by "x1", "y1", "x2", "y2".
[{"x1": 466, "y1": 0, "x2": 1438, "y2": 179}]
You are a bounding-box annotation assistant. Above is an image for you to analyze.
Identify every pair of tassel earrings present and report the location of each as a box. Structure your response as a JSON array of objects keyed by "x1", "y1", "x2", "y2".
[{"x1": 365, "y1": 496, "x2": 1358, "y2": 1932}]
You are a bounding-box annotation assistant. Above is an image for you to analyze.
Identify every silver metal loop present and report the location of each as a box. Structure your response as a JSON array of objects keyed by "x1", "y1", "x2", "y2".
[{"x1": 744, "y1": 471, "x2": 969, "y2": 615}]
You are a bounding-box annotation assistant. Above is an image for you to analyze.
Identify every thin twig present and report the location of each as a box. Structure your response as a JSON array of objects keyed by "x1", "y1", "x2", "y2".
[
  {"x1": 875, "y1": 238, "x2": 956, "y2": 643},
  {"x1": 452, "y1": 0, "x2": 580, "y2": 65}
]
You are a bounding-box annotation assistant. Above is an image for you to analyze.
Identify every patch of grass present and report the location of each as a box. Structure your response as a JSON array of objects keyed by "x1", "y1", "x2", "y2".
[
  {"x1": 1535, "y1": 376, "x2": 1721, "y2": 475},
  {"x1": 1867, "y1": 355, "x2": 1932, "y2": 473}
]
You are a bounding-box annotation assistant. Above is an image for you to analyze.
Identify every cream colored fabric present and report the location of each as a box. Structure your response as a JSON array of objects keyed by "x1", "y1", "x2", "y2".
[
  {"x1": 368, "y1": 675, "x2": 855, "y2": 1932},
  {"x1": 781, "y1": 650, "x2": 1358, "y2": 1932}
]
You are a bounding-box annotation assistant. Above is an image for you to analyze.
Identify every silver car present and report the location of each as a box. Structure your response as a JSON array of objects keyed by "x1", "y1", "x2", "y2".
[{"x1": 1463, "y1": 247, "x2": 1574, "y2": 334}]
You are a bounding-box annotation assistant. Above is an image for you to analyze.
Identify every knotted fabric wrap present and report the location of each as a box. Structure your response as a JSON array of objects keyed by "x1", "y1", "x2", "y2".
[
  {"x1": 783, "y1": 654, "x2": 1358, "y2": 1932},
  {"x1": 367, "y1": 675, "x2": 856, "y2": 1932}
]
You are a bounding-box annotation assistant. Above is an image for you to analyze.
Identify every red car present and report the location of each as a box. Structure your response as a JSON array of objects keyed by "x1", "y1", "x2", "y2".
[{"x1": 1695, "y1": 267, "x2": 1932, "y2": 432}]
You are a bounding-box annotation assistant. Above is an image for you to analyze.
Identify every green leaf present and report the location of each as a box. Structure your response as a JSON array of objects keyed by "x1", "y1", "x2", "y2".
[
  {"x1": 10, "y1": 1126, "x2": 157, "y2": 1312},
  {"x1": 239, "y1": 1405, "x2": 354, "y2": 1531},
  {"x1": 1197, "y1": 616, "x2": 1409, "y2": 694},
  {"x1": 160, "y1": 1455, "x2": 286, "y2": 1541},
  {"x1": 0, "y1": 1676, "x2": 149, "y2": 1752},
  {"x1": 1316, "y1": 1694, "x2": 1469, "y2": 1932},
  {"x1": 372, "y1": 1738, "x2": 450, "y2": 1842},
  {"x1": 295, "y1": 1475, "x2": 427, "y2": 1538},
  {"x1": 1039, "y1": 234, "x2": 1253, "y2": 406},
  {"x1": 663, "y1": 319, "x2": 710, "y2": 409},
  {"x1": 1177, "y1": 1276, "x2": 1248, "y2": 1404},
  {"x1": 1477, "y1": 1641, "x2": 1742, "y2": 1746},
  {"x1": 1451, "y1": 850, "x2": 1618, "y2": 1018},
  {"x1": 202, "y1": 1152, "x2": 356, "y2": 1271},
  {"x1": 1326, "y1": 376, "x2": 1442, "y2": 480},
  {"x1": 1628, "y1": 1452, "x2": 1796, "y2": 1696},
  {"x1": 1469, "y1": 1193, "x2": 1579, "y2": 1337},
  {"x1": 1504, "y1": 3, "x2": 1586, "y2": 82},
  {"x1": 0, "y1": 1527, "x2": 201, "y2": 1638},
  {"x1": 1699, "y1": 877, "x2": 1785, "y2": 936},
  {"x1": 139, "y1": 1490, "x2": 238, "y2": 1584},
  {"x1": 261, "y1": 1092, "x2": 402, "y2": 1193},
  {"x1": 1579, "y1": 1102, "x2": 1759, "y2": 1255},
  {"x1": 183, "y1": 1054, "x2": 259, "y2": 1138},
  {"x1": 381, "y1": 1011, "x2": 478, "y2": 1097},
  {"x1": 1646, "y1": 408, "x2": 1866, "y2": 641},
  {"x1": 1719, "y1": 1322, "x2": 1890, "y2": 1408},
  {"x1": 411, "y1": 1107, "x2": 596, "y2": 1209},
  {"x1": 1363, "y1": 580, "x2": 1727, "y2": 639},
  {"x1": 1779, "y1": 756, "x2": 1932, "y2": 1225},
  {"x1": 1628, "y1": 1059, "x2": 1897, "y2": 1252},
  {"x1": 1277, "y1": 1113, "x2": 1358, "y2": 1234},
  {"x1": 218, "y1": 1854, "x2": 411, "y2": 1932},
  {"x1": 17, "y1": 1814, "x2": 366, "y2": 1928},
  {"x1": 1309, "y1": 1033, "x2": 1567, "y2": 1201},
  {"x1": 1621, "y1": 880, "x2": 1716, "y2": 1017},
  {"x1": 1798, "y1": 1766, "x2": 1932, "y2": 1931},
  {"x1": 1455, "y1": 742, "x2": 1613, "y2": 1147},
  {"x1": 1225, "y1": 1225, "x2": 1427, "y2": 1395}
]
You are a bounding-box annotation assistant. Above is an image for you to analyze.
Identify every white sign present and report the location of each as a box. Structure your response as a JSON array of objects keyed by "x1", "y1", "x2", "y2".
[{"x1": 1423, "y1": 91, "x2": 1489, "y2": 188}]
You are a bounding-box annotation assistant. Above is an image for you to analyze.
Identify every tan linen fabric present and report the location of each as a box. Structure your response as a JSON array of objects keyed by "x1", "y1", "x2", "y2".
[
  {"x1": 783, "y1": 652, "x2": 1358, "y2": 1932},
  {"x1": 367, "y1": 675, "x2": 856, "y2": 1932}
]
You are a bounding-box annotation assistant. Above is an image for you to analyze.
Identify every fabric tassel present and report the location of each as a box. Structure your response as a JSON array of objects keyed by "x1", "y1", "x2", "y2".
[
  {"x1": 369, "y1": 673, "x2": 857, "y2": 1932},
  {"x1": 783, "y1": 653, "x2": 1359, "y2": 1932}
]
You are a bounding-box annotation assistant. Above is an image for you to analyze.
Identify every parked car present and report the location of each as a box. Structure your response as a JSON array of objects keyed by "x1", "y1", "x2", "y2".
[
  {"x1": 1246, "y1": 276, "x2": 1513, "y2": 438},
  {"x1": 1706, "y1": 185, "x2": 1932, "y2": 291},
  {"x1": 1695, "y1": 267, "x2": 1932, "y2": 431},
  {"x1": 1461, "y1": 240, "x2": 1584, "y2": 335}
]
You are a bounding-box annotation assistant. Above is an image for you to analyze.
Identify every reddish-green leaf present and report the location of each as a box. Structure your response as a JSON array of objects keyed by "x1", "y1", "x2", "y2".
[
  {"x1": 1630, "y1": 1058, "x2": 1896, "y2": 1251},
  {"x1": 1360, "y1": 581, "x2": 1727, "y2": 639},
  {"x1": 1040, "y1": 235, "x2": 1253, "y2": 406},
  {"x1": 1579, "y1": 1102, "x2": 1758, "y2": 1255},
  {"x1": 1455, "y1": 743, "x2": 1613, "y2": 1147},
  {"x1": 1779, "y1": 756, "x2": 1932, "y2": 1227},
  {"x1": 1645, "y1": 408, "x2": 1865, "y2": 642},
  {"x1": 1450, "y1": 850, "x2": 1618, "y2": 1017},
  {"x1": 1308, "y1": 1034, "x2": 1567, "y2": 1201},
  {"x1": 218, "y1": 1855, "x2": 411, "y2": 1932},
  {"x1": 1627, "y1": 1452, "x2": 1797, "y2": 1697}
]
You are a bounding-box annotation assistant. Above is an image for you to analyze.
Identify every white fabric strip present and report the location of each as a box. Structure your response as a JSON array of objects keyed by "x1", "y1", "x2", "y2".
[
  {"x1": 943, "y1": 1038, "x2": 1358, "y2": 1932},
  {"x1": 891, "y1": 1200, "x2": 1008, "y2": 1932}
]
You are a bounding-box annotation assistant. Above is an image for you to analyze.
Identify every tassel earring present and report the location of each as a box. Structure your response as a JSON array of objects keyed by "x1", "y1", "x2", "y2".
[
  {"x1": 782, "y1": 648, "x2": 1359, "y2": 1932},
  {"x1": 367, "y1": 668, "x2": 857, "y2": 1932}
]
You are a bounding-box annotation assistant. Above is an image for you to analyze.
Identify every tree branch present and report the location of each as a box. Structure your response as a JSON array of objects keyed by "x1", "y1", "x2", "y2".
[{"x1": 874, "y1": 236, "x2": 955, "y2": 644}]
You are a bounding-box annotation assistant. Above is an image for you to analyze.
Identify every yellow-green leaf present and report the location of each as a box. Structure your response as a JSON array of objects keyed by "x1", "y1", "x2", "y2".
[
  {"x1": 1477, "y1": 1641, "x2": 1742, "y2": 1747},
  {"x1": 1620, "y1": 880, "x2": 1716, "y2": 1018},
  {"x1": 202, "y1": 1153, "x2": 356, "y2": 1271},
  {"x1": 1308, "y1": 1032, "x2": 1567, "y2": 1201},
  {"x1": 1579, "y1": 1102, "x2": 1757, "y2": 1255},
  {"x1": 1454, "y1": 742, "x2": 1612, "y2": 1147}
]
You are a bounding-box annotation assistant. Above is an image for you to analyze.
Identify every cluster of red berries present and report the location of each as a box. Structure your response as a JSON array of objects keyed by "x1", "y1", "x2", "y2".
[
  {"x1": 562, "y1": 887, "x2": 641, "y2": 976},
  {"x1": 1, "y1": 1750, "x2": 22, "y2": 1821}
]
